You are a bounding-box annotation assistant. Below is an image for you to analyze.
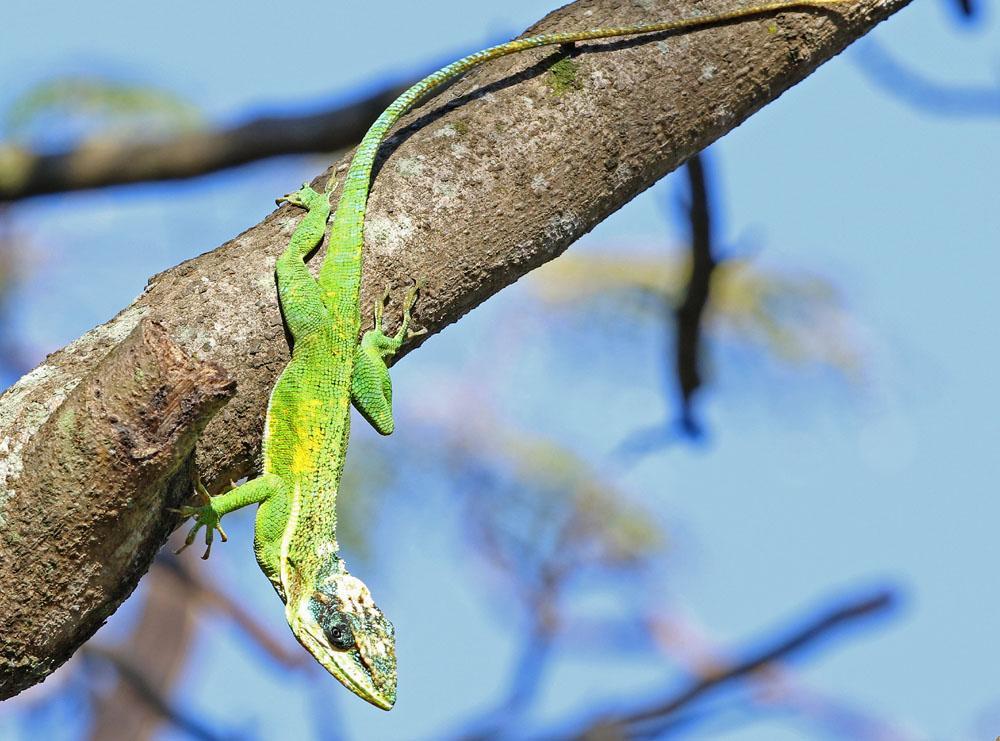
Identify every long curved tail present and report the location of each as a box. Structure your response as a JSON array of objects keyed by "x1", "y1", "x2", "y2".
[{"x1": 318, "y1": 0, "x2": 846, "y2": 315}]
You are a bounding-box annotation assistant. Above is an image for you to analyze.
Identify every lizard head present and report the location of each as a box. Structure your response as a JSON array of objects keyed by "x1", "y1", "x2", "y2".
[{"x1": 288, "y1": 566, "x2": 397, "y2": 710}]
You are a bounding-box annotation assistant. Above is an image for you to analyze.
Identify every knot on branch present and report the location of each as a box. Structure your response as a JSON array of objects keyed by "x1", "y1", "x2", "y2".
[{"x1": 0, "y1": 318, "x2": 235, "y2": 699}]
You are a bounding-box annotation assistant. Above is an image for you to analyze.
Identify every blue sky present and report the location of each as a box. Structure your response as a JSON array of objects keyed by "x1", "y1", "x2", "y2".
[{"x1": 2, "y1": 1, "x2": 999, "y2": 739}]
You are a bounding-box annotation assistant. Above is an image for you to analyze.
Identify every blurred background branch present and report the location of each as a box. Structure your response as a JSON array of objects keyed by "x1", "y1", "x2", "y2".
[
  {"x1": 0, "y1": 76, "x2": 415, "y2": 201},
  {"x1": 581, "y1": 587, "x2": 897, "y2": 740},
  {"x1": 854, "y1": 38, "x2": 1000, "y2": 117},
  {"x1": 671, "y1": 153, "x2": 717, "y2": 440}
]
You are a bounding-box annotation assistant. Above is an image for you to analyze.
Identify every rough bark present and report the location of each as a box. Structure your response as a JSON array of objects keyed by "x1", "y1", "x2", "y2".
[
  {"x1": 0, "y1": 320, "x2": 233, "y2": 698},
  {"x1": 0, "y1": 0, "x2": 908, "y2": 698}
]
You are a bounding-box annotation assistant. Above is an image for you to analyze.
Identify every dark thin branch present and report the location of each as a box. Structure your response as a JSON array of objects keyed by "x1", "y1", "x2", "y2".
[
  {"x1": 854, "y1": 37, "x2": 1000, "y2": 117},
  {"x1": 673, "y1": 152, "x2": 717, "y2": 438},
  {"x1": 0, "y1": 80, "x2": 415, "y2": 202},
  {"x1": 572, "y1": 587, "x2": 897, "y2": 739},
  {"x1": 952, "y1": 0, "x2": 976, "y2": 20},
  {"x1": 616, "y1": 152, "x2": 719, "y2": 456},
  {"x1": 81, "y1": 645, "x2": 225, "y2": 741}
]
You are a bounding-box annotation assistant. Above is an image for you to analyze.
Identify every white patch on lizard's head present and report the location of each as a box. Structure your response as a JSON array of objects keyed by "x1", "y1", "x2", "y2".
[{"x1": 315, "y1": 541, "x2": 338, "y2": 558}]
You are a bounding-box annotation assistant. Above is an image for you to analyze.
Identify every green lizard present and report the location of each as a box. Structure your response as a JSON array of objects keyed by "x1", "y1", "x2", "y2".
[{"x1": 174, "y1": 0, "x2": 846, "y2": 710}]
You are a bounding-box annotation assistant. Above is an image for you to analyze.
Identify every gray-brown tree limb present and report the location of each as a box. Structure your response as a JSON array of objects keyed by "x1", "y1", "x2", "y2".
[{"x1": 0, "y1": 0, "x2": 908, "y2": 700}]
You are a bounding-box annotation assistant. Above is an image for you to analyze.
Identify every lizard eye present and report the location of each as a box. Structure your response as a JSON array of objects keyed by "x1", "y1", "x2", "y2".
[
  {"x1": 312, "y1": 594, "x2": 357, "y2": 651},
  {"x1": 326, "y1": 619, "x2": 356, "y2": 651}
]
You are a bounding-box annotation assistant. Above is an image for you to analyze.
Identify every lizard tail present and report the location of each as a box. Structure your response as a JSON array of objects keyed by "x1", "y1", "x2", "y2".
[{"x1": 320, "y1": 0, "x2": 846, "y2": 312}]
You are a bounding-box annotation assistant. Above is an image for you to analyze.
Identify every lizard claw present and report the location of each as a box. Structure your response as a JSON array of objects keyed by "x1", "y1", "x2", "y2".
[
  {"x1": 174, "y1": 507, "x2": 227, "y2": 559},
  {"x1": 276, "y1": 183, "x2": 318, "y2": 208},
  {"x1": 401, "y1": 279, "x2": 425, "y2": 338},
  {"x1": 276, "y1": 183, "x2": 306, "y2": 207},
  {"x1": 173, "y1": 473, "x2": 227, "y2": 559},
  {"x1": 403, "y1": 278, "x2": 425, "y2": 310},
  {"x1": 373, "y1": 284, "x2": 392, "y2": 329}
]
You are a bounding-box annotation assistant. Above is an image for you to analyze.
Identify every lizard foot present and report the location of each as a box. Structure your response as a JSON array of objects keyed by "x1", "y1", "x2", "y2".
[
  {"x1": 275, "y1": 182, "x2": 325, "y2": 209},
  {"x1": 369, "y1": 279, "x2": 425, "y2": 342},
  {"x1": 171, "y1": 475, "x2": 229, "y2": 560},
  {"x1": 402, "y1": 279, "x2": 427, "y2": 340}
]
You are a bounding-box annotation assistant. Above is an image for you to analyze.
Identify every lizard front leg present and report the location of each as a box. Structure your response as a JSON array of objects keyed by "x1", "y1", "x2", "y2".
[
  {"x1": 173, "y1": 474, "x2": 285, "y2": 559},
  {"x1": 351, "y1": 281, "x2": 424, "y2": 435}
]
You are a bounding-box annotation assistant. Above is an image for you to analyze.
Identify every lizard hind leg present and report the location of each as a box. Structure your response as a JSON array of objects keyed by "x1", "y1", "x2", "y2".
[
  {"x1": 351, "y1": 280, "x2": 425, "y2": 435},
  {"x1": 274, "y1": 183, "x2": 333, "y2": 341}
]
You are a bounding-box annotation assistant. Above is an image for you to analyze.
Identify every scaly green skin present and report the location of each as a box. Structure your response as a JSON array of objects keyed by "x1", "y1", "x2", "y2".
[{"x1": 175, "y1": 0, "x2": 847, "y2": 710}]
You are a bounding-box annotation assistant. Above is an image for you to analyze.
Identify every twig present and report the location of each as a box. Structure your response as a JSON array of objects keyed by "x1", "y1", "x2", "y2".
[
  {"x1": 854, "y1": 38, "x2": 1000, "y2": 117},
  {"x1": 81, "y1": 645, "x2": 225, "y2": 741},
  {"x1": 572, "y1": 587, "x2": 897, "y2": 739},
  {"x1": 616, "y1": 152, "x2": 718, "y2": 455},
  {"x1": 0, "y1": 81, "x2": 414, "y2": 201},
  {"x1": 673, "y1": 152, "x2": 717, "y2": 438}
]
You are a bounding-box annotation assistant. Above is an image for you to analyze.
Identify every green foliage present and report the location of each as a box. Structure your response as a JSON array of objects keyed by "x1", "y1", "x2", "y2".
[
  {"x1": 533, "y1": 251, "x2": 863, "y2": 379},
  {"x1": 4, "y1": 76, "x2": 201, "y2": 143},
  {"x1": 447, "y1": 421, "x2": 666, "y2": 605}
]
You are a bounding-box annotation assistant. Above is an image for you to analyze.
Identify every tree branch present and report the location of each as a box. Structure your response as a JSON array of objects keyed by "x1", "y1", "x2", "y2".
[
  {"x1": 854, "y1": 37, "x2": 1000, "y2": 117},
  {"x1": 0, "y1": 0, "x2": 909, "y2": 698},
  {"x1": 0, "y1": 320, "x2": 234, "y2": 698},
  {"x1": 674, "y1": 152, "x2": 716, "y2": 437},
  {"x1": 85, "y1": 563, "x2": 200, "y2": 741},
  {"x1": 0, "y1": 81, "x2": 415, "y2": 202},
  {"x1": 572, "y1": 587, "x2": 897, "y2": 739}
]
